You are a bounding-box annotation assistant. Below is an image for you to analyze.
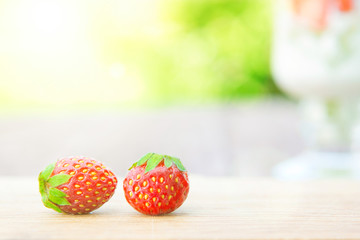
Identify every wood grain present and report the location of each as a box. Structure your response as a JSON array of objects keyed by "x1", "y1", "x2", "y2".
[{"x1": 1, "y1": 176, "x2": 360, "y2": 240}]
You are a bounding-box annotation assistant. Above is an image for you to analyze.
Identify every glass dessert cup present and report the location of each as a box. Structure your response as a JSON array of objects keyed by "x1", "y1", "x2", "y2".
[{"x1": 271, "y1": 0, "x2": 360, "y2": 180}]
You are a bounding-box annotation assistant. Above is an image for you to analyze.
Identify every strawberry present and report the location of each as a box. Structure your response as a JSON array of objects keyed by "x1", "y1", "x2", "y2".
[
  {"x1": 337, "y1": 0, "x2": 353, "y2": 12},
  {"x1": 292, "y1": 0, "x2": 329, "y2": 31},
  {"x1": 39, "y1": 156, "x2": 117, "y2": 214},
  {"x1": 291, "y1": 0, "x2": 353, "y2": 31},
  {"x1": 123, "y1": 153, "x2": 189, "y2": 215}
]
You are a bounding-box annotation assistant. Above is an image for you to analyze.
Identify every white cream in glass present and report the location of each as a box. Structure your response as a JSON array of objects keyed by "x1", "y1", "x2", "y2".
[{"x1": 272, "y1": 0, "x2": 360, "y2": 179}]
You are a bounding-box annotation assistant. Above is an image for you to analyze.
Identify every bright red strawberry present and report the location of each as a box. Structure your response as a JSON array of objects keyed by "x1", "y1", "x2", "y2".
[
  {"x1": 39, "y1": 156, "x2": 117, "y2": 214},
  {"x1": 123, "y1": 153, "x2": 189, "y2": 215}
]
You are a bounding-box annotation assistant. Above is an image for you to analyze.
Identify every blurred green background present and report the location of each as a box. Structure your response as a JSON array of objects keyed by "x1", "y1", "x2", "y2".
[{"x1": 0, "y1": 0, "x2": 277, "y2": 111}]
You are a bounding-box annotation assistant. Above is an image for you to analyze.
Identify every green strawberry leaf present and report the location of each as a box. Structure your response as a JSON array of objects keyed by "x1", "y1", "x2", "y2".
[
  {"x1": 38, "y1": 173, "x2": 46, "y2": 196},
  {"x1": 39, "y1": 162, "x2": 56, "y2": 181},
  {"x1": 164, "y1": 157, "x2": 172, "y2": 168},
  {"x1": 40, "y1": 188, "x2": 48, "y2": 202},
  {"x1": 129, "y1": 153, "x2": 154, "y2": 170},
  {"x1": 43, "y1": 198, "x2": 62, "y2": 213},
  {"x1": 49, "y1": 188, "x2": 66, "y2": 198},
  {"x1": 145, "y1": 154, "x2": 164, "y2": 173},
  {"x1": 137, "y1": 153, "x2": 154, "y2": 166},
  {"x1": 39, "y1": 183, "x2": 63, "y2": 213},
  {"x1": 48, "y1": 174, "x2": 72, "y2": 187},
  {"x1": 171, "y1": 157, "x2": 186, "y2": 171},
  {"x1": 128, "y1": 162, "x2": 137, "y2": 170},
  {"x1": 48, "y1": 193, "x2": 70, "y2": 206}
]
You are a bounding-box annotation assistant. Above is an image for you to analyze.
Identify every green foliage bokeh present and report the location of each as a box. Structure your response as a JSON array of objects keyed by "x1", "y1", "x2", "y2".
[
  {"x1": 0, "y1": 0, "x2": 278, "y2": 110},
  {"x1": 135, "y1": 0, "x2": 278, "y2": 103}
]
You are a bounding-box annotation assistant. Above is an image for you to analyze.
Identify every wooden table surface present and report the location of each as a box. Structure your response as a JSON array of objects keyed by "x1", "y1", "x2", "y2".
[{"x1": 1, "y1": 176, "x2": 360, "y2": 240}]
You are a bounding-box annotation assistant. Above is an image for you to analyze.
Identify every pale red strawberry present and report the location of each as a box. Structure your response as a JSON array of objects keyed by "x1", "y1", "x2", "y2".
[
  {"x1": 292, "y1": 0, "x2": 329, "y2": 30},
  {"x1": 123, "y1": 153, "x2": 189, "y2": 215},
  {"x1": 39, "y1": 156, "x2": 117, "y2": 214},
  {"x1": 291, "y1": 0, "x2": 353, "y2": 31},
  {"x1": 337, "y1": 0, "x2": 353, "y2": 12}
]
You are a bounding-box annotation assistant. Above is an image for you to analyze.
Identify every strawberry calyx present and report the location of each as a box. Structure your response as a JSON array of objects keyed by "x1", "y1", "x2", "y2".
[
  {"x1": 129, "y1": 153, "x2": 186, "y2": 173},
  {"x1": 38, "y1": 162, "x2": 72, "y2": 213}
]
